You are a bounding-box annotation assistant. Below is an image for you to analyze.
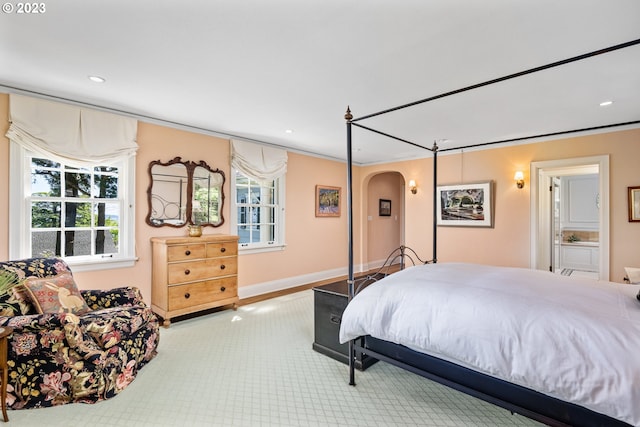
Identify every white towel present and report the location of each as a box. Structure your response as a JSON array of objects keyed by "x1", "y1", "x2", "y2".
[{"x1": 624, "y1": 267, "x2": 640, "y2": 284}]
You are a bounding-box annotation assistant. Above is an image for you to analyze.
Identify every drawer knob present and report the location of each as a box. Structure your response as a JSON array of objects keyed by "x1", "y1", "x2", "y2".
[
  {"x1": 220, "y1": 286, "x2": 226, "y2": 292},
  {"x1": 184, "y1": 293, "x2": 191, "y2": 299},
  {"x1": 221, "y1": 247, "x2": 226, "y2": 253},
  {"x1": 185, "y1": 250, "x2": 191, "y2": 256},
  {"x1": 184, "y1": 269, "x2": 191, "y2": 275},
  {"x1": 220, "y1": 265, "x2": 226, "y2": 270}
]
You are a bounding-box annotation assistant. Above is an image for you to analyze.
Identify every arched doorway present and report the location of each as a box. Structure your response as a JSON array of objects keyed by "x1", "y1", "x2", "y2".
[{"x1": 366, "y1": 172, "x2": 404, "y2": 270}]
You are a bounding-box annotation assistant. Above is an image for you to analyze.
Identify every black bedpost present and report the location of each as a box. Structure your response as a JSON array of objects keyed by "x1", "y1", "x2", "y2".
[
  {"x1": 432, "y1": 141, "x2": 438, "y2": 263},
  {"x1": 345, "y1": 106, "x2": 356, "y2": 386}
]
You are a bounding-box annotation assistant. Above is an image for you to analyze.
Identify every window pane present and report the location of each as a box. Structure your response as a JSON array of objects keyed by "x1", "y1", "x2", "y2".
[
  {"x1": 31, "y1": 230, "x2": 60, "y2": 258},
  {"x1": 64, "y1": 171, "x2": 91, "y2": 198},
  {"x1": 235, "y1": 173, "x2": 249, "y2": 186},
  {"x1": 32, "y1": 158, "x2": 59, "y2": 169},
  {"x1": 261, "y1": 206, "x2": 275, "y2": 222},
  {"x1": 237, "y1": 187, "x2": 248, "y2": 203},
  {"x1": 238, "y1": 227, "x2": 251, "y2": 244},
  {"x1": 31, "y1": 169, "x2": 61, "y2": 197},
  {"x1": 66, "y1": 202, "x2": 92, "y2": 227},
  {"x1": 94, "y1": 229, "x2": 118, "y2": 255},
  {"x1": 94, "y1": 202, "x2": 120, "y2": 227},
  {"x1": 250, "y1": 206, "x2": 259, "y2": 224},
  {"x1": 94, "y1": 172, "x2": 118, "y2": 198},
  {"x1": 249, "y1": 225, "x2": 261, "y2": 243},
  {"x1": 237, "y1": 207, "x2": 248, "y2": 226},
  {"x1": 262, "y1": 187, "x2": 274, "y2": 204},
  {"x1": 94, "y1": 166, "x2": 118, "y2": 174},
  {"x1": 31, "y1": 201, "x2": 61, "y2": 228},
  {"x1": 65, "y1": 230, "x2": 92, "y2": 256},
  {"x1": 266, "y1": 223, "x2": 275, "y2": 241},
  {"x1": 250, "y1": 186, "x2": 261, "y2": 203}
]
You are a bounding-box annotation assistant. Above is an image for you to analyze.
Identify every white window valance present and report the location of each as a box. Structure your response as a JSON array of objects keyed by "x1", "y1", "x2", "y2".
[
  {"x1": 231, "y1": 139, "x2": 287, "y2": 181},
  {"x1": 6, "y1": 94, "x2": 138, "y2": 166}
]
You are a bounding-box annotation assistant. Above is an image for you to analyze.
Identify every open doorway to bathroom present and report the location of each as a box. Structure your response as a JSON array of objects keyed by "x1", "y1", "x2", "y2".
[
  {"x1": 531, "y1": 156, "x2": 610, "y2": 281},
  {"x1": 550, "y1": 172, "x2": 600, "y2": 278}
]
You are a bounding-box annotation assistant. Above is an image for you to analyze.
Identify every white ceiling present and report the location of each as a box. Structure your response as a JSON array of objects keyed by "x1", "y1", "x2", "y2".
[{"x1": 1, "y1": 0, "x2": 639, "y2": 164}]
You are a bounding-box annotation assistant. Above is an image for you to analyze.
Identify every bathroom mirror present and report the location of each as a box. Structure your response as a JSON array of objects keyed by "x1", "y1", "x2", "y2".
[{"x1": 146, "y1": 157, "x2": 225, "y2": 228}]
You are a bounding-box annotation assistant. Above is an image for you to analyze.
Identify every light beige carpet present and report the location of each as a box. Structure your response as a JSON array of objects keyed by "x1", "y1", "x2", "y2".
[{"x1": 9, "y1": 290, "x2": 540, "y2": 426}]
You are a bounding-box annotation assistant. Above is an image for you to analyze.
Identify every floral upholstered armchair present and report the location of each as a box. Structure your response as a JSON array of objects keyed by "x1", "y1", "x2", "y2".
[{"x1": 0, "y1": 257, "x2": 159, "y2": 410}]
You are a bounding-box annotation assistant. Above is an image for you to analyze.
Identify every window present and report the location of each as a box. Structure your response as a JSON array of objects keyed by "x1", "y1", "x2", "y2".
[
  {"x1": 10, "y1": 143, "x2": 136, "y2": 271},
  {"x1": 232, "y1": 169, "x2": 285, "y2": 252}
]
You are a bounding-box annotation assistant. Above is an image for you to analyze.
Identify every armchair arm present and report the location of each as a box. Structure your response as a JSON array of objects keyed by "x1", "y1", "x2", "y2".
[
  {"x1": 81, "y1": 286, "x2": 147, "y2": 311},
  {"x1": 1, "y1": 311, "x2": 73, "y2": 331},
  {"x1": 0, "y1": 312, "x2": 105, "y2": 364}
]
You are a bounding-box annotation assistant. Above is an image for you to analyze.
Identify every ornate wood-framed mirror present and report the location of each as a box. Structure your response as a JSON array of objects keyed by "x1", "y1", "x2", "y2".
[
  {"x1": 191, "y1": 161, "x2": 225, "y2": 227},
  {"x1": 146, "y1": 157, "x2": 225, "y2": 228}
]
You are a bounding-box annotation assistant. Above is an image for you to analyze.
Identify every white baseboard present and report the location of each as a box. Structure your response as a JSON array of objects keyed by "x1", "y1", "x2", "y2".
[
  {"x1": 365, "y1": 258, "x2": 388, "y2": 271},
  {"x1": 238, "y1": 263, "x2": 366, "y2": 299}
]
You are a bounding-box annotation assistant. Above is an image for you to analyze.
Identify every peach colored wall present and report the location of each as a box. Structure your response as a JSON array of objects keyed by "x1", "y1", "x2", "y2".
[
  {"x1": 237, "y1": 152, "x2": 355, "y2": 285},
  {"x1": 366, "y1": 172, "x2": 402, "y2": 263},
  {"x1": 0, "y1": 93, "x2": 355, "y2": 302},
  {"x1": 359, "y1": 129, "x2": 640, "y2": 282},
  {"x1": 2, "y1": 90, "x2": 639, "y2": 303},
  {"x1": 0, "y1": 102, "x2": 234, "y2": 302}
]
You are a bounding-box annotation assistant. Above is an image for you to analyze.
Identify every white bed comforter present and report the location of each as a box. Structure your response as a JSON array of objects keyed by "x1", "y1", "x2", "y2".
[{"x1": 339, "y1": 263, "x2": 640, "y2": 425}]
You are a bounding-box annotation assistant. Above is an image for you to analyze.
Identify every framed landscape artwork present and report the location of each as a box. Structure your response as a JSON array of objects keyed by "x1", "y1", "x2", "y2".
[
  {"x1": 316, "y1": 185, "x2": 341, "y2": 217},
  {"x1": 436, "y1": 181, "x2": 494, "y2": 227}
]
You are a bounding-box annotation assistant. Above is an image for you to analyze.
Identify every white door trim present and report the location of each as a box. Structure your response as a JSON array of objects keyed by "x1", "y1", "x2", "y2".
[{"x1": 530, "y1": 155, "x2": 609, "y2": 280}]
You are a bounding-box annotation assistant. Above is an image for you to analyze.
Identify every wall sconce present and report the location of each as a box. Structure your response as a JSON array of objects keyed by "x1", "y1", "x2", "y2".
[
  {"x1": 409, "y1": 179, "x2": 418, "y2": 194},
  {"x1": 514, "y1": 171, "x2": 525, "y2": 189}
]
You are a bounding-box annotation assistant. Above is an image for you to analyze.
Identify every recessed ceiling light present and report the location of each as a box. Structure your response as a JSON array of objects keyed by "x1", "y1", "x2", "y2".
[
  {"x1": 599, "y1": 100, "x2": 613, "y2": 107},
  {"x1": 285, "y1": 129, "x2": 293, "y2": 134},
  {"x1": 88, "y1": 75, "x2": 106, "y2": 83}
]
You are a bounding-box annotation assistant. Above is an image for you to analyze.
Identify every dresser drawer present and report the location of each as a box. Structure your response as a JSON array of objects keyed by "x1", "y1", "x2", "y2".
[
  {"x1": 168, "y1": 277, "x2": 238, "y2": 311},
  {"x1": 206, "y1": 242, "x2": 238, "y2": 257},
  {"x1": 167, "y1": 244, "x2": 206, "y2": 262},
  {"x1": 167, "y1": 258, "x2": 238, "y2": 284}
]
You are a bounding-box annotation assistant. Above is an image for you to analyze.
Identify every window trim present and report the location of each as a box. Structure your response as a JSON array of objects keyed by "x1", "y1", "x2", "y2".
[
  {"x1": 230, "y1": 168, "x2": 286, "y2": 254},
  {"x1": 9, "y1": 142, "x2": 137, "y2": 270}
]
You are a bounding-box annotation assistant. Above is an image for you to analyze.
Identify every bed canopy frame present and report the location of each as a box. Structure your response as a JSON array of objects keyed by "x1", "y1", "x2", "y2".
[{"x1": 343, "y1": 38, "x2": 640, "y2": 427}]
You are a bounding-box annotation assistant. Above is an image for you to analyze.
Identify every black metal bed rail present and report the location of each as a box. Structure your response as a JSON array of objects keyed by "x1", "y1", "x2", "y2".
[{"x1": 352, "y1": 245, "x2": 431, "y2": 294}]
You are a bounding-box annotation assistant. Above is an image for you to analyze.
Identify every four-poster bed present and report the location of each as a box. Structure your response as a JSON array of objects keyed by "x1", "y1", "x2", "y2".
[{"x1": 340, "y1": 38, "x2": 640, "y2": 427}]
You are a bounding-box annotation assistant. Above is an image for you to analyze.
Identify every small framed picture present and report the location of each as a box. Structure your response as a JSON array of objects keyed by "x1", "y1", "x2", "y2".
[
  {"x1": 316, "y1": 185, "x2": 341, "y2": 217},
  {"x1": 379, "y1": 199, "x2": 391, "y2": 216},
  {"x1": 629, "y1": 186, "x2": 640, "y2": 222}
]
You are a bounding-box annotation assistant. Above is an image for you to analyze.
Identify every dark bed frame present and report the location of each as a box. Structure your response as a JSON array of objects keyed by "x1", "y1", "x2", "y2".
[{"x1": 343, "y1": 38, "x2": 640, "y2": 427}]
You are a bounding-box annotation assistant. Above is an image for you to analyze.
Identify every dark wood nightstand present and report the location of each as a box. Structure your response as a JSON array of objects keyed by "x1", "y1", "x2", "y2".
[
  {"x1": 312, "y1": 281, "x2": 378, "y2": 371},
  {"x1": 0, "y1": 326, "x2": 13, "y2": 422}
]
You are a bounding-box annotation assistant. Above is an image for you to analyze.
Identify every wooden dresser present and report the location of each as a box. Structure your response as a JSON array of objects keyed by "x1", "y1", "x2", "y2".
[{"x1": 151, "y1": 234, "x2": 239, "y2": 327}]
